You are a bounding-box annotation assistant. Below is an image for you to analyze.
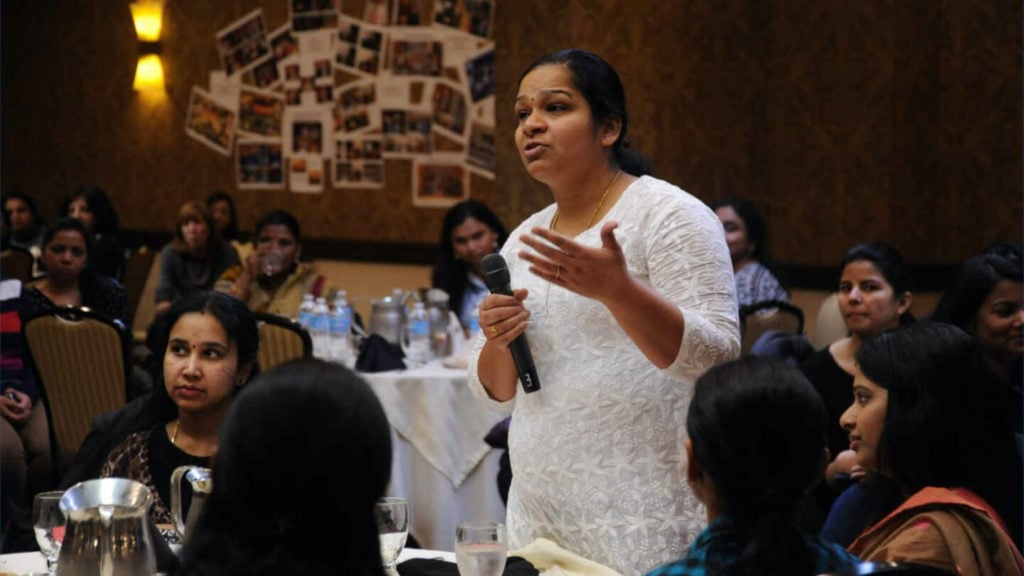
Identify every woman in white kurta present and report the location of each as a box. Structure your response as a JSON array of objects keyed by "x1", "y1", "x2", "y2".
[{"x1": 467, "y1": 49, "x2": 739, "y2": 575}]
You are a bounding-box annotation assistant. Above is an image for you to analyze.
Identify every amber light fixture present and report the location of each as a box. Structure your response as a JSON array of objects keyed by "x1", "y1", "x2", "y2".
[{"x1": 130, "y1": 0, "x2": 165, "y2": 92}]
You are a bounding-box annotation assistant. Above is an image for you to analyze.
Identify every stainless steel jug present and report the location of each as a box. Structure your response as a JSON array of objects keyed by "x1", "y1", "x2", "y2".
[
  {"x1": 57, "y1": 478, "x2": 157, "y2": 576},
  {"x1": 425, "y1": 288, "x2": 451, "y2": 356},
  {"x1": 369, "y1": 290, "x2": 410, "y2": 345},
  {"x1": 170, "y1": 465, "x2": 212, "y2": 544}
]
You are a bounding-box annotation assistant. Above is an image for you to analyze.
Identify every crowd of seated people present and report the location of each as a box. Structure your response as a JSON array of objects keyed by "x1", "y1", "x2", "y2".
[{"x1": 2, "y1": 182, "x2": 1022, "y2": 575}]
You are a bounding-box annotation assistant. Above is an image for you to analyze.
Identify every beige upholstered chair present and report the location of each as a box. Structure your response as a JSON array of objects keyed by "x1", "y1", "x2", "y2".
[
  {"x1": 23, "y1": 307, "x2": 129, "y2": 466},
  {"x1": 811, "y1": 293, "x2": 848, "y2": 350},
  {"x1": 1, "y1": 246, "x2": 35, "y2": 283},
  {"x1": 739, "y1": 300, "x2": 805, "y2": 355},
  {"x1": 254, "y1": 312, "x2": 312, "y2": 372}
]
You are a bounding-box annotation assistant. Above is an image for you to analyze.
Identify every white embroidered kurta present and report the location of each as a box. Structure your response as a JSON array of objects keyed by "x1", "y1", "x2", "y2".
[{"x1": 468, "y1": 176, "x2": 740, "y2": 575}]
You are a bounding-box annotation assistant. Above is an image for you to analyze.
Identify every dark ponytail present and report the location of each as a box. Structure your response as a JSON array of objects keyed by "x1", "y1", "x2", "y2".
[{"x1": 688, "y1": 357, "x2": 827, "y2": 576}]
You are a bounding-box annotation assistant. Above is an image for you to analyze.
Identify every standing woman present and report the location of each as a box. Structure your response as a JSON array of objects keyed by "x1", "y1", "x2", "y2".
[
  {"x1": 842, "y1": 322, "x2": 1023, "y2": 573},
  {"x1": 431, "y1": 199, "x2": 509, "y2": 331},
  {"x1": 63, "y1": 185, "x2": 124, "y2": 280},
  {"x1": 710, "y1": 195, "x2": 789, "y2": 307},
  {"x1": 155, "y1": 201, "x2": 240, "y2": 315},
  {"x1": 60, "y1": 290, "x2": 259, "y2": 527},
  {"x1": 468, "y1": 49, "x2": 739, "y2": 574}
]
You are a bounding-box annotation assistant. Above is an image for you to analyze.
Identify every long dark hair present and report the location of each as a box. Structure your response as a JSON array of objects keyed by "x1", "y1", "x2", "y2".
[
  {"x1": 931, "y1": 242, "x2": 1023, "y2": 334},
  {"x1": 206, "y1": 190, "x2": 240, "y2": 242},
  {"x1": 857, "y1": 322, "x2": 1023, "y2": 549},
  {"x1": 62, "y1": 185, "x2": 120, "y2": 236},
  {"x1": 177, "y1": 359, "x2": 391, "y2": 576},
  {"x1": 431, "y1": 200, "x2": 508, "y2": 319},
  {"x1": 687, "y1": 356, "x2": 829, "y2": 575},
  {"x1": 518, "y1": 48, "x2": 651, "y2": 176}
]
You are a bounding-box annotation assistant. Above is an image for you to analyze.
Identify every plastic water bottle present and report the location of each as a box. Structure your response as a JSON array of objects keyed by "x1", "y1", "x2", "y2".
[
  {"x1": 467, "y1": 306, "x2": 481, "y2": 338},
  {"x1": 404, "y1": 300, "x2": 433, "y2": 367},
  {"x1": 297, "y1": 293, "x2": 315, "y2": 330},
  {"x1": 311, "y1": 296, "x2": 331, "y2": 359},
  {"x1": 329, "y1": 293, "x2": 354, "y2": 367}
]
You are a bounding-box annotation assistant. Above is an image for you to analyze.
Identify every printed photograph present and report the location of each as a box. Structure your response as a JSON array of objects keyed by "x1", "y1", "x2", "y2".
[
  {"x1": 433, "y1": 0, "x2": 494, "y2": 38},
  {"x1": 333, "y1": 136, "x2": 385, "y2": 188},
  {"x1": 238, "y1": 87, "x2": 284, "y2": 138},
  {"x1": 291, "y1": 0, "x2": 339, "y2": 32},
  {"x1": 465, "y1": 48, "x2": 495, "y2": 102},
  {"x1": 466, "y1": 121, "x2": 494, "y2": 175},
  {"x1": 332, "y1": 81, "x2": 378, "y2": 134},
  {"x1": 185, "y1": 86, "x2": 236, "y2": 156},
  {"x1": 413, "y1": 158, "x2": 468, "y2": 207},
  {"x1": 216, "y1": 9, "x2": 271, "y2": 76},
  {"x1": 236, "y1": 141, "x2": 284, "y2": 189},
  {"x1": 251, "y1": 56, "x2": 281, "y2": 89},
  {"x1": 392, "y1": 0, "x2": 427, "y2": 26},
  {"x1": 390, "y1": 39, "x2": 443, "y2": 76},
  {"x1": 431, "y1": 80, "x2": 468, "y2": 136}
]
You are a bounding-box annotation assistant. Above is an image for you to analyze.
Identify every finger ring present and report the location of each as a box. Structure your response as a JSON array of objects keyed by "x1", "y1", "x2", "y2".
[
  {"x1": 490, "y1": 325, "x2": 498, "y2": 337},
  {"x1": 555, "y1": 266, "x2": 561, "y2": 280}
]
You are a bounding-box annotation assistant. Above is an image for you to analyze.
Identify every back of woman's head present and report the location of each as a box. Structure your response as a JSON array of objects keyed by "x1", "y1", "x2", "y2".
[
  {"x1": 688, "y1": 356, "x2": 828, "y2": 575},
  {"x1": 519, "y1": 48, "x2": 650, "y2": 176},
  {"x1": 931, "y1": 242, "x2": 1023, "y2": 332},
  {"x1": 857, "y1": 322, "x2": 1022, "y2": 543},
  {"x1": 64, "y1": 185, "x2": 120, "y2": 235},
  {"x1": 179, "y1": 359, "x2": 391, "y2": 576}
]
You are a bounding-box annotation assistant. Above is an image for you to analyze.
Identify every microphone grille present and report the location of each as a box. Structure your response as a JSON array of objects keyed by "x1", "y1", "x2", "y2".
[{"x1": 480, "y1": 253, "x2": 510, "y2": 290}]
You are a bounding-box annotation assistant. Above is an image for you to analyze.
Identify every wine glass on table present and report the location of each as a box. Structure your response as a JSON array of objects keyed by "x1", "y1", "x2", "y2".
[
  {"x1": 375, "y1": 497, "x2": 409, "y2": 575},
  {"x1": 455, "y1": 521, "x2": 507, "y2": 576},
  {"x1": 33, "y1": 490, "x2": 65, "y2": 576}
]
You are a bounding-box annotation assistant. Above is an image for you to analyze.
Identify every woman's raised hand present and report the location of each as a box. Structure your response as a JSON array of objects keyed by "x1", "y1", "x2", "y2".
[{"x1": 520, "y1": 221, "x2": 631, "y2": 304}]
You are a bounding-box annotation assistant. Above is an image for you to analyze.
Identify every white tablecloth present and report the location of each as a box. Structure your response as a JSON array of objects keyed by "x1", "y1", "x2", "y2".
[{"x1": 361, "y1": 360, "x2": 507, "y2": 551}]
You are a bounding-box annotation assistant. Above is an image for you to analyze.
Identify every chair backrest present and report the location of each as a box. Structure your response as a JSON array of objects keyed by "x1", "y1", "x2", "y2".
[
  {"x1": 23, "y1": 307, "x2": 130, "y2": 462},
  {"x1": 254, "y1": 312, "x2": 312, "y2": 372},
  {"x1": 811, "y1": 292, "x2": 848, "y2": 349},
  {"x1": 822, "y1": 561, "x2": 958, "y2": 575},
  {"x1": 130, "y1": 249, "x2": 163, "y2": 344},
  {"x1": 1, "y1": 246, "x2": 35, "y2": 283},
  {"x1": 121, "y1": 245, "x2": 156, "y2": 325},
  {"x1": 739, "y1": 300, "x2": 805, "y2": 355}
]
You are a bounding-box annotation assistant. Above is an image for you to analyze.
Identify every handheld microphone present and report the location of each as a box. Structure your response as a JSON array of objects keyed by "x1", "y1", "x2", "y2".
[{"x1": 480, "y1": 253, "x2": 541, "y2": 393}]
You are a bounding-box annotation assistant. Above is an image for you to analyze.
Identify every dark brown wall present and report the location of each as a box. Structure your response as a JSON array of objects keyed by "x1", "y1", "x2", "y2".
[{"x1": 3, "y1": 0, "x2": 1021, "y2": 270}]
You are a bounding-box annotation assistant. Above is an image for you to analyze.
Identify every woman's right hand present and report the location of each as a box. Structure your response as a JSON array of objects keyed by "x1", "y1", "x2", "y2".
[
  {"x1": 478, "y1": 289, "x2": 530, "y2": 351},
  {"x1": 0, "y1": 388, "x2": 32, "y2": 423}
]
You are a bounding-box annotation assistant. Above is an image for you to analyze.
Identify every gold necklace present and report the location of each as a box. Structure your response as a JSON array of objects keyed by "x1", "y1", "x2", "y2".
[
  {"x1": 550, "y1": 169, "x2": 622, "y2": 232},
  {"x1": 171, "y1": 421, "x2": 179, "y2": 446}
]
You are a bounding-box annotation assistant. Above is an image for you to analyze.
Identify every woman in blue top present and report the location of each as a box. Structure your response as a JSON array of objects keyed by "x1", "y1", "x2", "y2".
[{"x1": 646, "y1": 356, "x2": 859, "y2": 576}]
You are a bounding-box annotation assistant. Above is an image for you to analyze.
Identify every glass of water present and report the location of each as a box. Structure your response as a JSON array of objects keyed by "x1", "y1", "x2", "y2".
[
  {"x1": 374, "y1": 497, "x2": 409, "y2": 574},
  {"x1": 455, "y1": 521, "x2": 507, "y2": 576},
  {"x1": 33, "y1": 491, "x2": 65, "y2": 576}
]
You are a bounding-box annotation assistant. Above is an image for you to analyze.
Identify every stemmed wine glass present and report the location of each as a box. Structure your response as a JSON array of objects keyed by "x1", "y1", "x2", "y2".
[
  {"x1": 455, "y1": 521, "x2": 507, "y2": 576},
  {"x1": 33, "y1": 491, "x2": 65, "y2": 576},
  {"x1": 374, "y1": 497, "x2": 409, "y2": 575}
]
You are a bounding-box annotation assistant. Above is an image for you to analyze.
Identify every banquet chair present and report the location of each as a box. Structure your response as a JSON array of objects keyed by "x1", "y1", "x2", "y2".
[
  {"x1": 254, "y1": 312, "x2": 312, "y2": 371},
  {"x1": 811, "y1": 292, "x2": 848, "y2": 349},
  {"x1": 1, "y1": 245, "x2": 35, "y2": 283},
  {"x1": 738, "y1": 300, "x2": 804, "y2": 355},
  {"x1": 121, "y1": 245, "x2": 155, "y2": 323},
  {"x1": 23, "y1": 306, "x2": 130, "y2": 475},
  {"x1": 822, "y1": 561, "x2": 957, "y2": 575}
]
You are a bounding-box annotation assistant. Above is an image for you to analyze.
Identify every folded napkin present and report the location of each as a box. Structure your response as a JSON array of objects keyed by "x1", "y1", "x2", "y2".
[
  {"x1": 511, "y1": 538, "x2": 625, "y2": 576},
  {"x1": 356, "y1": 333, "x2": 406, "y2": 372}
]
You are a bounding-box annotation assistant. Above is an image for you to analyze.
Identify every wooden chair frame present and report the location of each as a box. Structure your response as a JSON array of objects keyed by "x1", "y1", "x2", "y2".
[{"x1": 253, "y1": 312, "x2": 313, "y2": 372}]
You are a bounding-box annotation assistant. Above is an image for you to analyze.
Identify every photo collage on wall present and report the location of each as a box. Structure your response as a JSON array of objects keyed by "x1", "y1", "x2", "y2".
[{"x1": 184, "y1": 0, "x2": 496, "y2": 206}]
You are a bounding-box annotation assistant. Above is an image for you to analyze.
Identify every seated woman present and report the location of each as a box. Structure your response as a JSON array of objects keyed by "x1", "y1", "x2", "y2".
[
  {"x1": 215, "y1": 209, "x2": 327, "y2": 318},
  {"x1": 431, "y1": 199, "x2": 508, "y2": 333},
  {"x1": 60, "y1": 290, "x2": 258, "y2": 528},
  {"x1": 205, "y1": 190, "x2": 252, "y2": 263},
  {"x1": 3, "y1": 191, "x2": 47, "y2": 277},
  {"x1": 24, "y1": 217, "x2": 129, "y2": 325},
  {"x1": 176, "y1": 359, "x2": 392, "y2": 576},
  {"x1": 155, "y1": 201, "x2": 240, "y2": 316},
  {"x1": 930, "y1": 241, "x2": 1022, "y2": 433},
  {"x1": 799, "y1": 242, "x2": 914, "y2": 524},
  {"x1": 710, "y1": 195, "x2": 789, "y2": 308},
  {"x1": 842, "y1": 322, "x2": 1024, "y2": 573},
  {"x1": 63, "y1": 185, "x2": 124, "y2": 280},
  {"x1": 645, "y1": 356, "x2": 859, "y2": 575}
]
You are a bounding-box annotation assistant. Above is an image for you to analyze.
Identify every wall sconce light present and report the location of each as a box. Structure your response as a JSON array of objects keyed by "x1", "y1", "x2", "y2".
[{"x1": 130, "y1": 0, "x2": 165, "y2": 92}]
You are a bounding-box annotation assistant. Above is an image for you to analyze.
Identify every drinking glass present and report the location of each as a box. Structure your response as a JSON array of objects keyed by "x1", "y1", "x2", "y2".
[
  {"x1": 260, "y1": 251, "x2": 283, "y2": 276},
  {"x1": 374, "y1": 497, "x2": 409, "y2": 574},
  {"x1": 33, "y1": 491, "x2": 65, "y2": 576},
  {"x1": 455, "y1": 521, "x2": 507, "y2": 576}
]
